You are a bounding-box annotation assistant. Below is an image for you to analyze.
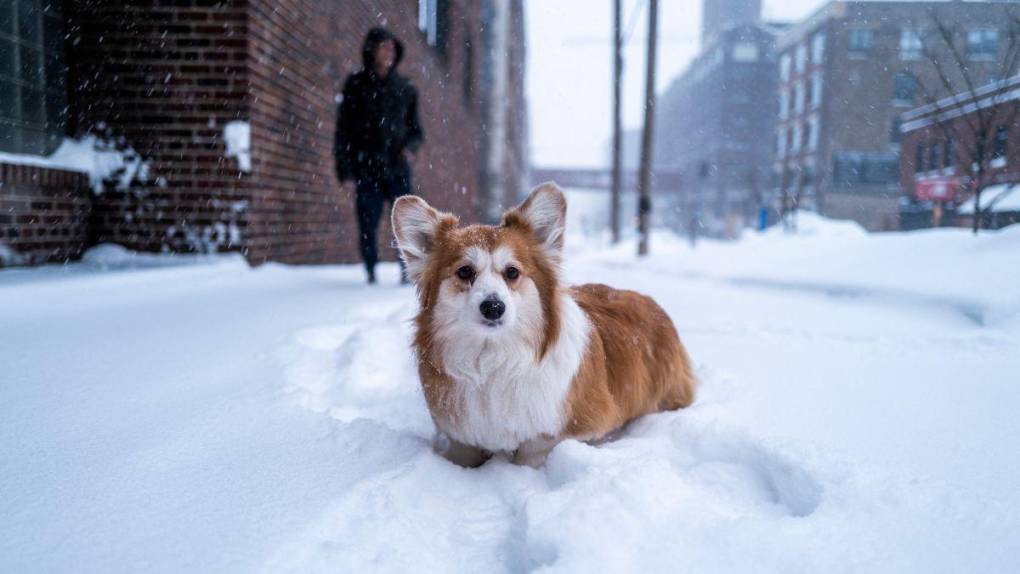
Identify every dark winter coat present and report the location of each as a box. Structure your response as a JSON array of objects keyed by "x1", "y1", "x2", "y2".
[{"x1": 335, "y1": 28, "x2": 425, "y2": 183}]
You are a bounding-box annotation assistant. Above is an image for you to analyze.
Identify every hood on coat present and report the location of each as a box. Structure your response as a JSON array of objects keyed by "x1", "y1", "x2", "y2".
[{"x1": 362, "y1": 27, "x2": 405, "y2": 73}]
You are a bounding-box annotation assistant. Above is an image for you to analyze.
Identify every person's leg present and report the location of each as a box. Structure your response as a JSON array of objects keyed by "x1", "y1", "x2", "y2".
[{"x1": 355, "y1": 179, "x2": 384, "y2": 284}]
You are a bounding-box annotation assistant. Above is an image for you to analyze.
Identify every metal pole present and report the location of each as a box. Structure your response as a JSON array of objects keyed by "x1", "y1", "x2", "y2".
[
  {"x1": 610, "y1": 0, "x2": 623, "y2": 243},
  {"x1": 637, "y1": 0, "x2": 658, "y2": 256}
]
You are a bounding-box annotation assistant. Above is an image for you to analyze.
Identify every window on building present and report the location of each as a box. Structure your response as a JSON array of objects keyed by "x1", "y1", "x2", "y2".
[
  {"x1": 915, "y1": 144, "x2": 926, "y2": 173},
  {"x1": 812, "y1": 32, "x2": 826, "y2": 63},
  {"x1": 733, "y1": 42, "x2": 759, "y2": 62},
  {"x1": 994, "y1": 125, "x2": 1008, "y2": 164},
  {"x1": 780, "y1": 53, "x2": 791, "y2": 81},
  {"x1": 847, "y1": 28, "x2": 873, "y2": 55},
  {"x1": 967, "y1": 28, "x2": 998, "y2": 59},
  {"x1": 833, "y1": 152, "x2": 899, "y2": 185},
  {"x1": 944, "y1": 137, "x2": 954, "y2": 170},
  {"x1": 795, "y1": 44, "x2": 808, "y2": 73},
  {"x1": 893, "y1": 73, "x2": 917, "y2": 104},
  {"x1": 811, "y1": 72, "x2": 823, "y2": 109},
  {"x1": 418, "y1": 0, "x2": 449, "y2": 55},
  {"x1": 778, "y1": 88, "x2": 789, "y2": 119},
  {"x1": 794, "y1": 81, "x2": 805, "y2": 114},
  {"x1": 0, "y1": 0, "x2": 67, "y2": 155},
  {"x1": 792, "y1": 123, "x2": 802, "y2": 153},
  {"x1": 930, "y1": 142, "x2": 941, "y2": 171},
  {"x1": 807, "y1": 116, "x2": 820, "y2": 151},
  {"x1": 777, "y1": 127, "x2": 787, "y2": 158},
  {"x1": 890, "y1": 117, "x2": 903, "y2": 144},
  {"x1": 900, "y1": 28, "x2": 923, "y2": 60}
]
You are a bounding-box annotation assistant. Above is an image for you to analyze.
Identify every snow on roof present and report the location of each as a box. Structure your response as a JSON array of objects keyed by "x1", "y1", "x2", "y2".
[{"x1": 957, "y1": 184, "x2": 1020, "y2": 214}]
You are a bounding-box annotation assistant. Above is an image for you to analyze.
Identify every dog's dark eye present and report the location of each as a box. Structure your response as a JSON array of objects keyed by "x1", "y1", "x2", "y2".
[
  {"x1": 456, "y1": 265, "x2": 475, "y2": 280},
  {"x1": 505, "y1": 266, "x2": 520, "y2": 280}
]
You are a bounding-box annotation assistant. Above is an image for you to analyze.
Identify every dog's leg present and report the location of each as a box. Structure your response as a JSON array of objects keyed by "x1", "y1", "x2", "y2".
[
  {"x1": 513, "y1": 435, "x2": 560, "y2": 468},
  {"x1": 437, "y1": 436, "x2": 491, "y2": 468}
]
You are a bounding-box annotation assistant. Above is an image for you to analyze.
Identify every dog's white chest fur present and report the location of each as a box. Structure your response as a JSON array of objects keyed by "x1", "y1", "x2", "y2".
[{"x1": 434, "y1": 294, "x2": 590, "y2": 452}]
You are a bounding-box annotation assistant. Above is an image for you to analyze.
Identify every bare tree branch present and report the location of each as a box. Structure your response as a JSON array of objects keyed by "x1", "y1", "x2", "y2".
[{"x1": 914, "y1": 7, "x2": 1020, "y2": 232}]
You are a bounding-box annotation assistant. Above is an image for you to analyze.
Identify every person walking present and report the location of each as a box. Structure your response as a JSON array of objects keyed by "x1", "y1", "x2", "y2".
[{"x1": 335, "y1": 27, "x2": 424, "y2": 284}]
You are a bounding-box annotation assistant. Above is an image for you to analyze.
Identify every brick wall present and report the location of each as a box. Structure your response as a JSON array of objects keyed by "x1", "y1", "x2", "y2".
[
  {"x1": 900, "y1": 81, "x2": 1020, "y2": 203},
  {"x1": 64, "y1": 0, "x2": 253, "y2": 256},
  {"x1": 3, "y1": 0, "x2": 488, "y2": 267},
  {"x1": 245, "y1": 0, "x2": 482, "y2": 264},
  {"x1": 0, "y1": 164, "x2": 91, "y2": 264},
  {"x1": 63, "y1": 0, "x2": 482, "y2": 266}
]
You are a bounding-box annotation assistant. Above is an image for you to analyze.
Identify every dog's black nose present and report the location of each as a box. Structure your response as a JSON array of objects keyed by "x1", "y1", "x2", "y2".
[{"x1": 479, "y1": 297, "x2": 506, "y2": 321}]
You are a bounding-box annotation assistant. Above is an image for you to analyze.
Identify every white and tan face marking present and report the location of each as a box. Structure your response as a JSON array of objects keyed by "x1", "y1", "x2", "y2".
[
  {"x1": 391, "y1": 183, "x2": 566, "y2": 345},
  {"x1": 434, "y1": 244, "x2": 542, "y2": 338}
]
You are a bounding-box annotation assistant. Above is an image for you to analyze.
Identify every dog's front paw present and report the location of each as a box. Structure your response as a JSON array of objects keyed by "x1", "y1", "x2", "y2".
[
  {"x1": 512, "y1": 435, "x2": 560, "y2": 468},
  {"x1": 436, "y1": 436, "x2": 492, "y2": 468}
]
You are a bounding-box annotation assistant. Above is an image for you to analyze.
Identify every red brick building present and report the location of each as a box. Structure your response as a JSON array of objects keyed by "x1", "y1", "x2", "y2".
[
  {"x1": 900, "y1": 75, "x2": 1020, "y2": 229},
  {"x1": 775, "y1": 1, "x2": 1016, "y2": 231},
  {"x1": 1, "y1": 0, "x2": 527, "y2": 267}
]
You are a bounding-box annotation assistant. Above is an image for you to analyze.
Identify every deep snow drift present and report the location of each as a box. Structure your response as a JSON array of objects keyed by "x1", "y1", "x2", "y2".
[{"x1": 2, "y1": 211, "x2": 1019, "y2": 572}]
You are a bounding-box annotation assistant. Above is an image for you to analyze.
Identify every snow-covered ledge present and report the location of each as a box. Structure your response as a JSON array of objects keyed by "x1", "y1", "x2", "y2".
[{"x1": 0, "y1": 136, "x2": 149, "y2": 194}]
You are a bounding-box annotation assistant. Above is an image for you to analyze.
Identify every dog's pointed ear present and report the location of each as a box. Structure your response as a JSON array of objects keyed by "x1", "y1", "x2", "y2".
[
  {"x1": 507, "y1": 182, "x2": 567, "y2": 256},
  {"x1": 392, "y1": 195, "x2": 442, "y2": 282}
]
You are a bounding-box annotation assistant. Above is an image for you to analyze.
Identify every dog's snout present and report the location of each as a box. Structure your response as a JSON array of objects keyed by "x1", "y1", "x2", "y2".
[{"x1": 479, "y1": 297, "x2": 506, "y2": 321}]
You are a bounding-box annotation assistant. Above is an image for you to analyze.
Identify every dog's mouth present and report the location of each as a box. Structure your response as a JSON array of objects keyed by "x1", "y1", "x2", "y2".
[{"x1": 481, "y1": 319, "x2": 504, "y2": 328}]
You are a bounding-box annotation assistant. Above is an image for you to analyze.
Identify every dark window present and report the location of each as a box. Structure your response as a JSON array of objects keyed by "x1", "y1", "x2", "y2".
[
  {"x1": 0, "y1": 0, "x2": 67, "y2": 155},
  {"x1": 833, "y1": 152, "x2": 899, "y2": 186},
  {"x1": 994, "y1": 125, "x2": 1008, "y2": 159},
  {"x1": 891, "y1": 117, "x2": 903, "y2": 144},
  {"x1": 967, "y1": 28, "x2": 998, "y2": 58},
  {"x1": 944, "y1": 138, "x2": 954, "y2": 168},
  {"x1": 916, "y1": 144, "x2": 926, "y2": 173},
  {"x1": 893, "y1": 73, "x2": 917, "y2": 103},
  {"x1": 848, "y1": 29, "x2": 873, "y2": 54},
  {"x1": 930, "y1": 142, "x2": 941, "y2": 171}
]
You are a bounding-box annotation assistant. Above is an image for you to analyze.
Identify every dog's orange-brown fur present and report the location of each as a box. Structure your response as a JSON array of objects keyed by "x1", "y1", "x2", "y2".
[
  {"x1": 565, "y1": 284, "x2": 695, "y2": 439},
  {"x1": 393, "y1": 182, "x2": 696, "y2": 466}
]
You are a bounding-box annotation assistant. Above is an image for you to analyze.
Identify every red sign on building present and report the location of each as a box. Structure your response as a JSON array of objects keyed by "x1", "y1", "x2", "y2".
[{"x1": 915, "y1": 177, "x2": 960, "y2": 202}]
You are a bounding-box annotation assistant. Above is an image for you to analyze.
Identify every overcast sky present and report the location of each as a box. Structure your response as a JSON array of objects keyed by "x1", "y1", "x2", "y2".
[{"x1": 525, "y1": 0, "x2": 829, "y2": 168}]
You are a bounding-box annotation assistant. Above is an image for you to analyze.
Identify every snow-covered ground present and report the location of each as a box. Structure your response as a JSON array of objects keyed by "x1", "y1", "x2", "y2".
[{"x1": 2, "y1": 209, "x2": 1019, "y2": 572}]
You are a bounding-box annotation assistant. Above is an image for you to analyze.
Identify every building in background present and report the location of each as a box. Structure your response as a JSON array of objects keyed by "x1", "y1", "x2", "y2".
[
  {"x1": 0, "y1": 0, "x2": 527, "y2": 267},
  {"x1": 479, "y1": 0, "x2": 529, "y2": 222},
  {"x1": 655, "y1": 0, "x2": 784, "y2": 236},
  {"x1": 900, "y1": 75, "x2": 1020, "y2": 230},
  {"x1": 775, "y1": 0, "x2": 1018, "y2": 231},
  {"x1": 701, "y1": 0, "x2": 762, "y2": 46}
]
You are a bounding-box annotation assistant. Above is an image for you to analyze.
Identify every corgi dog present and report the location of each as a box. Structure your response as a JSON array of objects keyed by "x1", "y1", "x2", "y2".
[{"x1": 391, "y1": 183, "x2": 696, "y2": 467}]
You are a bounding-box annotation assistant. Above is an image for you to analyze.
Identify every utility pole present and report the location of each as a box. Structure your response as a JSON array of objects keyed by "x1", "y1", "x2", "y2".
[
  {"x1": 610, "y1": 0, "x2": 623, "y2": 244},
  {"x1": 637, "y1": 0, "x2": 658, "y2": 256}
]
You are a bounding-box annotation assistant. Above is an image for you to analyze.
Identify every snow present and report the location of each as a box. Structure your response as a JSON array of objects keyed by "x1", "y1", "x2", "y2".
[
  {"x1": 958, "y1": 183, "x2": 1020, "y2": 214},
  {"x1": 223, "y1": 121, "x2": 252, "y2": 172},
  {"x1": 0, "y1": 241, "x2": 24, "y2": 266},
  {"x1": 0, "y1": 135, "x2": 149, "y2": 194},
  {"x1": 2, "y1": 209, "x2": 1020, "y2": 572}
]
